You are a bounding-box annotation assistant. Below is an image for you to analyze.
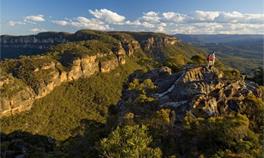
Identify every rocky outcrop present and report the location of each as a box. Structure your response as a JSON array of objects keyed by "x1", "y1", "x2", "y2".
[
  {"x1": 67, "y1": 55, "x2": 99, "y2": 81},
  {"x1": 0, "y1": 75, "x2": 35, "y2": 116},
  {"x1": 119, "y1": 65, "x2": 261, "y2": 123},
  {"x1": 113, "y1": 42, "x2": 127, "y2": 64},
  {"x1": 135, "y1": 35, "x2": 179, "y2": 60},
  {"x1": 154, "y1": 66, "x2": 252, "y2": 117},
  {"x1": 122, "y1": 40, "x2": 141, "y2": 56},
  {"x1": 99, "y1": 57, "x2": 119, "y2": 73},
  {"x1": 142, "y1": 36, "x2": 178, "y2": 51},
  {"x1": 0, "y1": 49, "x2": 127, "y2": 117}
]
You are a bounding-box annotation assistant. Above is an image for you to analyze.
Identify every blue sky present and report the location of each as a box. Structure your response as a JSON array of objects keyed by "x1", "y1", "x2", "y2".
[{"x1": 1, "y1": 0, "x2": 264, "y2": 35}]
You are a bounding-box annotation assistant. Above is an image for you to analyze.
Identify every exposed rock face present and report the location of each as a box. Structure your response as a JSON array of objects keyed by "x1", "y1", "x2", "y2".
[
  {"x1": 113, "y1": 43, "x2": 127, "y2": 64},
  {"x1": 142, "y1": 36, "x2": 178, "y2": 51},
  {"x1": 0, "y1": 33, "x2": 72, "y2": 58},
  {"x1": 0, "y1": 76, "x2": 35, "y2": 116},
  {"x1": 136, "y1": 36, "x2": 179, "y2": 60},
  {"x1": 111, "y1": 34, "x2": 141, "y2": 57},
  {"x1": 100, "y1": 59, "x2": 119, "y2": 73},
  {"x1": 154, "y1": 66, "x2": 251, "y2": 117},
  {"x1": 0, "y1": 50, "x2": 126, "y2": 117},
  {"x1": 119, "y1": 65, "x2": 261, "y2": 123},
  {"x1": 67, "y1": 55, "x2": 99, "y2": 81},
  {"x1": 122, "y1": 40, "x2": 141, "y2": 56},
  {"x1": 0, "y1": 30, "x2": 183, "y2": 117}
]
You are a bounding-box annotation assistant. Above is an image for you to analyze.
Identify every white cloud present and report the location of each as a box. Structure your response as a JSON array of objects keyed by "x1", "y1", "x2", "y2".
[
  {"x1": 52, "y1": 16, "x2": 110, "y2": 30},
  {"x1": 71, "y1": 17, "x2": 110, "y2": 30},
  {"x1": 163, "y1": 12, "x2": 187, "y2": 22},
  {"x1": 156, "y1": 26, "x2": 164, "y2": 32},
  {"x1": 24, "y1": 15, "x2": 45, "y2": 22},
  {"x1": 142, "y1": 11, "x2": 160, "y2": 23},
  {"x1": 120, "y1": 10, "x2": 263, "y2": 34},
  {"x1": 8, "y1": 20, "x2": 25, "y2": 26},
  {"x1": 89, "y1": 9, "x2": 125, "y2": 24},
  {"x1": 31, "y1": 28, "x2": 46, "y2": 33},
  {"x1": 7, "y1": 14, "x2": 45, "y2": 27},
  {"x1": 193, "y1": 10, "x2": 220, "y2": 22},
  {"x1": 244, "y1": 13, "x2": 264, "y2": 24},
  {"x1": 216, "y1": 11, "x2": 264, "y2": 24},
  {"x1": 7, "y1": 9, "x2": 264, "y2": 34},
  {"x1": 52, "y1": 20, "x2": 69, "y2": 26}
]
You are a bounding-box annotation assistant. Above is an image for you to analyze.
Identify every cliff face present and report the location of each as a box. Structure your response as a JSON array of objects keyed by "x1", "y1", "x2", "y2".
[
  {"x1": 0, "y1": 75, "x2": 35, "y2": 116},
  {"x1": 1, "y1": 31, "x2": 178, "y2": 59},
  {"x1": 0, "y1": 30, "x2": 189, "y2": 117},
  {"x1": 0, "y1": 33, "x2": 72, "y2": 58},
  {"x1": 0, "y1": 45, "x2": 127, "y2": 117},
  {"x1": 128, "y1": 33, "x2": 180, "y2": 60}
]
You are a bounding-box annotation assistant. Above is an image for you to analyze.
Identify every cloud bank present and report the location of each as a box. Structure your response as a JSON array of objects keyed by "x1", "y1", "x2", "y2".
[
  {"x1": 8, "y1": 9, "x2": 264, "y2": 34},
  {"x1": 24, "y1": 15, "x2": 45, "y2": 23}
]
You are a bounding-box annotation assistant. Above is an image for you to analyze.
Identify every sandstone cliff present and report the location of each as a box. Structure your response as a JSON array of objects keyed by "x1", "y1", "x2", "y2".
[
  {"x1": 0, "y1": 45, "x2": 127, "y2": 117},
  {"x1": 1, "y1": 30, "x2": 178, "y2": 59},
  {"x1": 0, "y1": 30, "x2": 197, "y2": 117}
]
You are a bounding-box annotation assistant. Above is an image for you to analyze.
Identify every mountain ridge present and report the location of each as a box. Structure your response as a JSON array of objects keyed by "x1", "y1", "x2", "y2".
[
  {"x1": 174, "y1": 34, "x2": 264, "y2": 73},
  {"x1": 1, "y1": 30, "x2": 179, "y2": 59},
  {"x1": 0, "y1": 30, "x2": 205, "y2": 117},
  {"x1": 1, "y1": 30, "x2": 263, "y2": 158}
]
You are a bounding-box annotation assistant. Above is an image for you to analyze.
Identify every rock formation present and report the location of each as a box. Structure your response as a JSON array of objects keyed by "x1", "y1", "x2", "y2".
[
  {"x1": 0, "y1": 48, "x2": 128, "y2": 117},
  {"x1": 0, "y1": 30, "x2": 196, "y2": 117},
  {"x1": 118, "y1": 65, "x2": 262, "y2": 123}
]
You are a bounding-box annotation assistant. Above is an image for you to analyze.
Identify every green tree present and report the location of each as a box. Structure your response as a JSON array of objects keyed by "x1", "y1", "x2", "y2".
[
  {"x1": 182, "y1": 114, "x2": 263, "y2": 157},
  {"x1": 191, "y1": 55, "x2": 206, "y2": 65},
  {"x1": 252, "y1": 67, "x2": 264, "y2": 85},
  {"x1": 223, "y1": 69, "x2": 241, "y2": 80},
  {"x1": 99, "y1": 125, "x2": 162, "y2": 158}
]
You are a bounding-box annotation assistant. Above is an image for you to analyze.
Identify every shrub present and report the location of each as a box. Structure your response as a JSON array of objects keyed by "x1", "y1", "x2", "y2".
[
  {"x1": 181, "y1": 114, "x2": 263, "y2": 157},
  {"x1": 240, "y1": 94, "x2": 264, "y2": 134},
  {"x1": 99, "y1": 125, "x2": 162, "y2": 158},
  {"x1": 191, "y1": 55, "x2": 206, "y2": 65},
  {"x1": 252, "y1": 67, "x2": 264, "y2": 85},
  {"x1": 128, "y1": 79, "x2": 156, "y2": 92},
  {"x1": 223, "y1": 69, "x2": 241, "y2": 80}
]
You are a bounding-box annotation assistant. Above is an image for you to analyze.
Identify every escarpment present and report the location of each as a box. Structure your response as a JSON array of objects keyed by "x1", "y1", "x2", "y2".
[
  {"x1": 0, "y1": 45, "x2": 128, "y2": 117},
  {"x1": 0, "y1": 30, "x2": 199, "y2": 117},
  {"x1": 1, "y1": 30, "x2": 178, "y2": 59}
]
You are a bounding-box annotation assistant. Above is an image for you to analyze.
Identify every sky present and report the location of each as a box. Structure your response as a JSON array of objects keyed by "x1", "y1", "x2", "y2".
[{"x1": 1, "y1": 0, "x2": 264, "y2": 35}]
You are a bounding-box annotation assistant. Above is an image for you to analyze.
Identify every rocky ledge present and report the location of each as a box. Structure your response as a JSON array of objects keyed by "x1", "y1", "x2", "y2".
[{"x1": 119, "y1": 65, "x2": 262, "y2": 123}]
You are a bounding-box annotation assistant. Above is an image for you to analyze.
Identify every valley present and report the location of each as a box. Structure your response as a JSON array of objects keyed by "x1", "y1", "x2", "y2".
[
  {"x1": 175, "y1": 34, "x2": 264, "y2": 73},
  {"x1": 0, "y1": 30, "x2": 263, "y2": 158}
]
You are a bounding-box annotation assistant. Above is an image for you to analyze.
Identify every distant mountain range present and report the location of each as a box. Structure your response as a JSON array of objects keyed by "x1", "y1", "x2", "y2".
[
  {"x1": 175, "y1": 34, "x2": 264, "y2": 73},
  {"x1": 175, "y1": 34, "x2": 263, "y2": 44}
]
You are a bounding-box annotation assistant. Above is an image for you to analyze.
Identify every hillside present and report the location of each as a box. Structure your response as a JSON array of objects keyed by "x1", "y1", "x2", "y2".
[
  {"x1": 1, "y1": 30, "x2": 201, "y2": 60},
  {"x1": 0, "y1": 30, "x2": 263, "y2": 158},
  {"x1": 175, "y1": 34, "x2": 264, "y2": 73},
  {"x1": 0, "y1": 30, "x2": 207, "y2": 116},
  {"x1": 117, "y1": 65, "x2": 264, "y2": 157}
]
